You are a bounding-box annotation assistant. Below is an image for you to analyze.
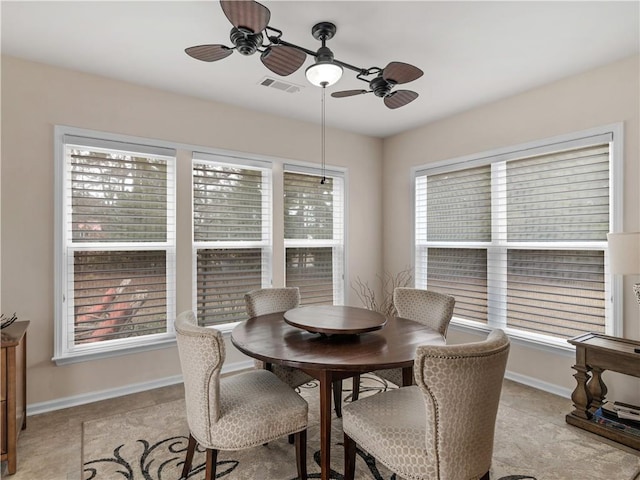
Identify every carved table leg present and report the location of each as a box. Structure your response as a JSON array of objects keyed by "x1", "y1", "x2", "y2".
[
  {"x1": 587, "y1": 367, "x2": 607, "y2": 413},
  {"x1": 570, "y1": 364, "x2": 592, "y2": 419}
]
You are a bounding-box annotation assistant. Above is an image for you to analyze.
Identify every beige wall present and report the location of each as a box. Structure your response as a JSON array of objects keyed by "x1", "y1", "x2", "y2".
[
  {"x1": 0, "y1": 55, "x2": 383, "y2": 408},
  {"x1": 382, "y1": 55, "x2": 640, "y2": 402}
]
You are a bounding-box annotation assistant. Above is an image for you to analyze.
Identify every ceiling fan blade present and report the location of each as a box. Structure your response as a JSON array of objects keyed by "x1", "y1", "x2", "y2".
[
  {"x1": 384, "y1": 90, "x2": 419, "y2": 109},
  {"x1": 220, "y1": 0, "x2": 271, "y2": 34},
  {"x1": 261, "y1": 46, "x2": 306, "y2": 76},
  {"x1": 331, "y1": 90, "x2": 369, "y2": 98},
  {"x1": 382, "y1": 62, "x2": 424, "y2": 85},
  {"x1": 185, "y1": 44, "x2": 233, "y2": 62}
]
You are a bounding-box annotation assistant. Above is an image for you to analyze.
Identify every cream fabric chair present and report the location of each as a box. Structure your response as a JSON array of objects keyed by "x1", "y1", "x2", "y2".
[
  {"x1": 352, "y1": 288, "x2": 455, "y2": 399},
  {"x1": 175, "y1": 311, "x2": 308, "y2": 480},
  {"x1": 343, "y1": 329, "x2": 510, "y2": 480},
  {"x1": 245, "y1": 287, "x2": 313, "y2": 387},
  {"x1": 245, "y1": 287, "x2": 345, "y2": 417}
]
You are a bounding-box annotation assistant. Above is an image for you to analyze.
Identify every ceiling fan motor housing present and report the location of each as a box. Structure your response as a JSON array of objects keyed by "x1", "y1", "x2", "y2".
[
  {"x1": 230, "y1": 27, "x2": 263, "y2": 55},
  {"x1": 315, "y1": 45, "x2": 335, "y2": 63},
  {"x1": 370, "y1": 76, "x2": 394, "y2": 97},
  {"x1": 311, "y1": 23, "x2": 338, "y2": 65}
]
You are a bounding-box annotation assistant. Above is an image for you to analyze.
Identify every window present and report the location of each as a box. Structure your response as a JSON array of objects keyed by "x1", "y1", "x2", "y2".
[
  {"x1": 414, "y1": 126, "x2": 621, "y2": 347},
  {"x1": 54, "y1": 127, "x2": 348, "y2": 362},
  {"x1": 193, "y1": 153, "x2": 272, "y2": 326},
  {"x1": 54, "y1": 129, "x2": 176, "y2": 363},
  {"x1": 284, "y1": 166, "x2": 345, "y2": 305}
]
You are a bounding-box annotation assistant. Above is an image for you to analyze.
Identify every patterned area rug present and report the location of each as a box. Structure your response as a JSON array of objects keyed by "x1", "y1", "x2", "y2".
[{"x1": 82, "y1": 376, "x2": 637, "y2": 479}]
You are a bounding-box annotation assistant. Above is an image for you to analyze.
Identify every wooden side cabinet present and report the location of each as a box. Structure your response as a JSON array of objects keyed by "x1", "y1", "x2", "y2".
[
  {"x1": 566, "y1": 332, "x2": 640, "y2": 450},
  {"x1": 1, "y1": 321, "x2": 29, "y2": 475}
]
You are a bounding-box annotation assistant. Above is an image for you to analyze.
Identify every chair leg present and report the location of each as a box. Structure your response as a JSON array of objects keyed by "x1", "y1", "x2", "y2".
[
  {"x1": 343, "y1": 432, "x2": 356, "y2": 480},
  {"x1": 205, "y1": 448, "x2": 218, "y2": 480},
  {"x1": 352, "y1": 374, "x2": 361, "y2": 401},
  {"x1": 181, "y1": 434, "x2": 197, "y2": 479},
  {"x1": 333, "y1": 380, "x2": 342, "y2": 417},
  {"x1": 480, "y1": 472, "x2": 490, "y2": 480},
  {"x1": 294, "y1": 429, "x2": 308, "y2": 480}
]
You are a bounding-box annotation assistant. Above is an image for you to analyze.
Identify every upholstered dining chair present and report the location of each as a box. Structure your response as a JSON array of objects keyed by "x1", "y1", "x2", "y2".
[
  {"x1": 352, "y1": 287, "x2": 455, "y2": 399},
  {"x1": 342, "y1": 329, "x2": 510, "y2": 480},
  {"x1": 174, "y1": 310, "x2": 308, "y2": 480},
  {"x1": 245, "y1": 287, "x2": 345, "y2": 417}
]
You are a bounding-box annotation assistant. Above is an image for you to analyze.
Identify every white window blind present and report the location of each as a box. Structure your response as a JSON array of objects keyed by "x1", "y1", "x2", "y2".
[
  {"x1": 193, "y1": 154, "x2": 272, "y2": 325},
  {"x1": 415, "y1": 131, "x2": 614, "y2": 342},
  {"x1": 506, "y1": 249, "x2": 605, "y2": 337},
  {"x1": 286, "y1": 247, "x2": 337, "y2": 304},
  {"x1": 419, "y1": 165, "x2": 492, "y2": 242},
  {"x1": 501, "y1": 145, "x2": 609, "y2": 337},
  {"x1": 55, "y1": 133, "x2": 176, "y2": 361},
  {"x1": 415, "y1": 167, "x2": 492, "y2": 324},
  {"x1": 423, "y1": 247, "x2": 489, "y2": 324},
  {"x1": 68, "y1": 141, "x2": 172, "y2": 242},
  {"x1": 284, "y1": 168, "x2": 345, "y2": 305},
  {"x1": 505, "y1": 146, "x2": 610, "y2": 241}
]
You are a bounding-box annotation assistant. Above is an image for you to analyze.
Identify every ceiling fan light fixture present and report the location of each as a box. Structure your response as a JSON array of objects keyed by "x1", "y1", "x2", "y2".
[{"x1": 305, "y1": 61, "x2": 343, "y2": 87}]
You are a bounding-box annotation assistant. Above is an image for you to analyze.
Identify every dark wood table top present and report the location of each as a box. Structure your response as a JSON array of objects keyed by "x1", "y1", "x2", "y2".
[
  {"x1": 231, "y1": 309, "x2": 445, "y2": 373},
  {"x1": 284, "y1": 305, "x2": 387, "y2": 335},
  {"x1": 568, "y1": 332, "x2": 640, "y2": 357}
]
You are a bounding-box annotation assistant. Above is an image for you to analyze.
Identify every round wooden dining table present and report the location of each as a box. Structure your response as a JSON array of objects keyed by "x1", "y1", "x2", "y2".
[{"x1": 230, "y1": 305, "x2": 445, "y2": 480}]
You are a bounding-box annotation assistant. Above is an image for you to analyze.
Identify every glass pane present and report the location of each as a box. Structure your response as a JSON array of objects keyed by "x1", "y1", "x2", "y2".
[
  {"x1": 73, "y1": 251, "x2": 167, "y2": 345},
  {"x1": 284, "y1": 172, "x2": 335, "y2": 240},
  {"x1": 507, "y1": 145, "x2": 609, "y2": 241},
  {"x1": 69, "y1": 148, "x2": 168, "y2": 242},
  {"x1": 193, "y1": 164, "x2": 265, "y2": 241},
  {"x1": 507, "y1": 249, "x2": 605, "y2": 338},
  {"x1": 426, "y1": 248, "x2": 488, "y2": 323},
  {"x1": 196, "y1": 248, "x2": 263, "y2": 326},
  {"x1": 425, "y1": 166, "x2": 491, "y2": 242},
  {"x1": 286, "y1": 247, "x2": 334, "y2": 305}
]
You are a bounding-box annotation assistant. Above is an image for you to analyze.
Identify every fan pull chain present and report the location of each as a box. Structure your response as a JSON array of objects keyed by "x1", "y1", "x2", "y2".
[{"x1": 320, "y1": 83, "x2": 327, "y2": 185}]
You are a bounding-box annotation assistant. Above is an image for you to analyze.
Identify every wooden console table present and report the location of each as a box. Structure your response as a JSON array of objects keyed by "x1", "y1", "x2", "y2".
[
  {"x1": 566, "y1": 332, "x2": 640, "y2": 450},
  {"x1": 1, "y1": 321, "x2": 29, "y2": 474}
]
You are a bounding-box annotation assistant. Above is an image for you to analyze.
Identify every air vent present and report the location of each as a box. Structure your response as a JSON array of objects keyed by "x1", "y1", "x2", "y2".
[{"x1": 259, "y1": 76, "x2": 304, "y2": 94}]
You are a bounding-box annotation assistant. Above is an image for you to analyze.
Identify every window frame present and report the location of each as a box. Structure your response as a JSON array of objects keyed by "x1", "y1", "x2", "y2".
[
  {"x1": 283, "y1": 163, "x2": 347, "y2": 306},
  {"x1": 53, "y1": 128, "x2": 351, "y2": 362},
  {"x1": 191, "y1": 151, "x2": 273, "y2": 332},
  {"x1": 53, "y1": 126, "x2": 178, "y2": 365},
  {"x1": 411, "y1": 123, "x2": 624, "y2": 352}
]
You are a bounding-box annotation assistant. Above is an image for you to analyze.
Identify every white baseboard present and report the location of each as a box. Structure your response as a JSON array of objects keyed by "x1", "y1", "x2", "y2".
[
  {"x1": 27, "y1": 359, "x2": 254, "y2": 416},
  {"x1": 505, "y1": 370, "x2": 572, "y2": 399},
  {"x1": 27, "y1": 359, "x2": 570, "y2": 416}
]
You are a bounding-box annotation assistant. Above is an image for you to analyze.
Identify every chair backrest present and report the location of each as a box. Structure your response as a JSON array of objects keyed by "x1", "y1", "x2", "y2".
[
  {"x1": 414, "y1": 329, "x2": 510, "y2": 480},
  {"x1": 393, "y1": 287, "x2": 455, "y2": 337},
  {"x1": 244, "y1": 287, "x2": 301, "y2": 317},
  {"x1": 174, "y1": 310, "x2": 225, "y2": 446}
]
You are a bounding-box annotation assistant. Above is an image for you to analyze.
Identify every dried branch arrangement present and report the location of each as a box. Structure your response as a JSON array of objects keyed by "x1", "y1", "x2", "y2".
[
  {"x1": 351, "y1": 267, "x2": 413, "y2": 317},
  {"x1": 1, "y1": 312, "x2": 18, "y2": 329}
]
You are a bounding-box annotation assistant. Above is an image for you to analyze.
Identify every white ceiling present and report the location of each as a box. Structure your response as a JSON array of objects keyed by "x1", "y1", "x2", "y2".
[{"x1": 2, "y1": 1, "x2": 639, "y2": 138}]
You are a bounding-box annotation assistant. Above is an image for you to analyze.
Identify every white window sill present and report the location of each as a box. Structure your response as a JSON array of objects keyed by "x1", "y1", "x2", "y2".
[
  {"x1": 53, "y1": 322, "x2": 242, "y2": 365},
  {"x1": 449, "y1": 318, "x2": 575, "y2": 358},
  {"x1": 53, "y1": 337, "x2": 177, "y2": 365}
]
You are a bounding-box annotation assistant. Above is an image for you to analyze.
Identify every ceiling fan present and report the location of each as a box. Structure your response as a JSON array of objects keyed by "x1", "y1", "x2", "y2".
[
  {"x1": 185, "y1": 0, "x2": 424, "y2": 109},
  {"x1": 185, "y1": 0, "x2": 306, "y2": 76},
  {"x1": 331, "y1": 62, "x2": 423, "y2": 109}
]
